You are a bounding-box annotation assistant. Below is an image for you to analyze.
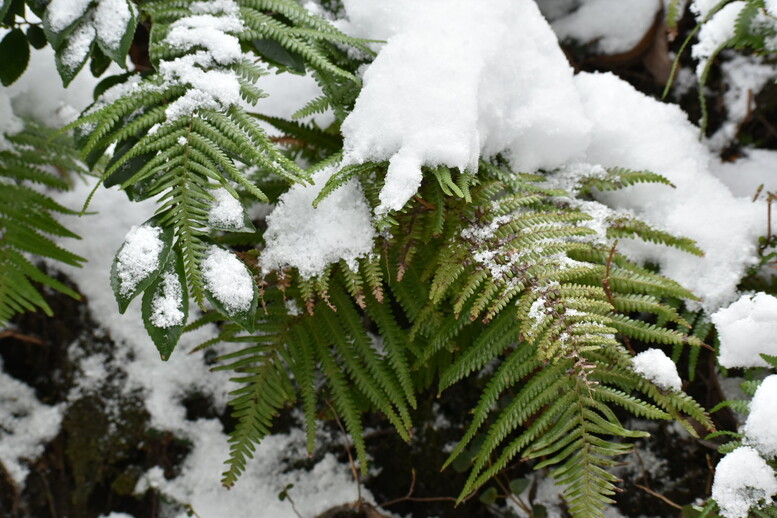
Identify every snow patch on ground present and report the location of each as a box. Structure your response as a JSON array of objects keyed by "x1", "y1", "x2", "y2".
[{"x1": 0, "y1": 359, "x2": 64, "y2": 485}]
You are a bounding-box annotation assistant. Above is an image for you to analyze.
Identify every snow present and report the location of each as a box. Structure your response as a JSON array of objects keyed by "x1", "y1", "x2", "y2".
[
  {"x1": 340, "y1": 0, "x2": 591, "y2": 214},
  {"x1": 708, "y1": 55, "x2": 777, "y2": 151},
  {"x1": 712, "y1": 148, "x2": 777, "y2": 198},
  {"x1": 768, "y1": 0, "x2": 777, "y2": 17},
  {"x1": 551, "y1": 0, "x2": 660, "y2": 55},
  {"x1": 202, "y1": 246, "x2": 254, "y2": 313},
  {"x1": 691, "y1": 0, "x2": 725, "y2": 20},
  {"x1": 160, "y1": 54, "x2": 243, "y2": 121},
  {"x1": 44, "y1": 0, "x2": 92, "y2": 32},
  {"x1": 631, "y1": 348, "x2": 682, "y2": 391},
  {"x1": 711, "y1": 292, "x2": 777, "y2": 368},
  {"x1": 115, "y1": 225, "x2": 164, "y2": 296},
  {"x1": 0, "y1": 359, "x2": 64, "y2": 485},
  {"x1": 59, "y1": 19, "x2": 95, "y2": 74},
  {"x1": 575, "y1": 71, "x2": 763, "y2": 311},
  {"x1": 0, "y1": 92, "x2": 23, "y2": 151},
  {"x1": 260, "y1": 167, "x2": 375, "y2": 278},
  {"x1": 744, "y1": 375, "x2": 777, "y2": 459},
  {"x1": 208, "y1": 188, "x2": 244, "y2": 229},
  {"x1": 712, "y1": 446, "x2": 777, "y2": 518},
  {"x1": 93, "y1": 0, "x2": 133, "y2": 53},
  {"x1": 692, "y1": 2, "x2": 746, "y2": 78},
  {"x1": 150, "y1": 272, "x2": 185, "y2": 328}
]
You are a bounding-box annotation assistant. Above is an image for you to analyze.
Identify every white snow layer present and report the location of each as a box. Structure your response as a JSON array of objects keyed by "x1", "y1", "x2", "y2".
[
  {"x1": 202, "y1": 246, "x2": 254, "y2": 313},
  {"x1": 631, "y1": 348, "x2": 682, "y2": 391},
  {"x1": 768, "y1": 0, "x2": 777, "y2": 17},
  {"x1": 115, "y1": 225, "x2": 164, "y2": 296},
  {"x1": 340, "y1": 0, "x2": 591, "y2": 214},
  {"x1": 261, "y1": 167, "x2": 376, "y2": 278},
  {"x1": 711, "y1": 292, "x2": 777, "y2": 368},
  {"x1": 575, "y1": 72, "x2": 763, "y2": 311},
  {"x1": 208, "y1": 187, "x2": 244, "y2": 229},
  {"x1": 692, "y1": 2, "x2": 746, "y2": 78},
  {"x1": 44, "y1": 0, "x2": 92, "y2": 32},
  {"x1": 552, "y1": 0, "x2": 660, "y2": 55},
  {"x1": 744, "y1": 375, "x2": 777, "y2": 459},
  {"x1": 712, "y1": 446, "x2": 777, "y2": 518},
  {"x1": 712, "y1": 148, "x2": 777, "y2": 198},
  {"x1": 0, "y1": 359, "x2": 64, "y2": 485},
  {"x1": 150, "y1": 272, "x2": 185, "y2": 328}
]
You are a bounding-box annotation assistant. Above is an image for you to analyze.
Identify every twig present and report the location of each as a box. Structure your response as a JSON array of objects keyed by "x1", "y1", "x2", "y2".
[
  {"x1": 325, "y1": 399, "x2": 361, "y2": 503},
  {"x1": 0, "y1": 329, "x2": 45, "y2": 345},
  {"x1": 603, "y1": 240, "x2": 635, "y2": 354},
  {"x1": 634, "y1": 484, "x2": 683, "y2": 510},
  {"x1": 379, "y1": 469, "x2": 459, "y2": 507}
]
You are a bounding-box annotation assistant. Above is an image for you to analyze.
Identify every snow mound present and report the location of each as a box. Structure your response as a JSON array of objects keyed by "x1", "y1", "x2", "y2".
[
  {"x1": 576, "y1": 71, "x2": 762, "y2": 311},
  {"x1": 744, "y1": 375, "x2": 777, "y2": 459},
  {"x1": 712, "y1": 446, "x2": 777, "y2": 518},
  {"x1": 711, "y1": 292, "x2": 777, "y2": 368},
  {"x1": 340, "y1": 0, "x2": 590, "y2": 214},
  {"x1": 631, "y1": 348, "x2": 682, "y2": 392},
  {"x1": 261, "y1": 167, "x2": 375, "y2": 278}
]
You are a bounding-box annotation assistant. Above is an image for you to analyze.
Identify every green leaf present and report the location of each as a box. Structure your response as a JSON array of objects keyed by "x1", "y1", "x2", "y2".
[
  {"x1": 26, "y1": 25, "x2": 47, "y2": 49},
  {"x1": 478, "y1": 486, "x2": 498, "y2": 505},
  {"x1": 54, "y1": 20, "x2": 94, "y2": 87},
  {"x1": 509, "y1": 478, "x2": 530, "y2": 496},
  {"x1": 110, "y1": 215, "x2": 174, "y2": 314},
  {"x1": 202, "y1": 245, "x2": 258, "y2": 333},
  {"x1": 90, "y1": 45, "x2": 111, "y2": 77},
  {"x1": 0, "y1": 29, "x2": 30, "y2": 86},
  {"x1": 761, "y1": 353, "x2": 777, "y2": 369},
  {"x1": 25, "y1": 0, "x2": 48, "y2": 18},
  {"x1": 141, "y1": 248, "x2": 188, "y2": 361},
  {"x1": 252, "y1": 38, "x2": 306, "y2": 74},
  {"x1": 1, "y1": 0, "x2": 22, "y2": 24},
  {"x1": 93, "y1": 71, "x2": 133, "y2": 100}
]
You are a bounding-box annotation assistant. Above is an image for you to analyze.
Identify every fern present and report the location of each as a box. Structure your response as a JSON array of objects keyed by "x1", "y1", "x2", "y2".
[{"x1": 0, "y1": 121, "x2": 85, "y2": 325}]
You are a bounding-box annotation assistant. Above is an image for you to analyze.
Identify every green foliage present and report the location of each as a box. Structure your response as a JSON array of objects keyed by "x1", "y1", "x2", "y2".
[{"x1": 0, "y1": 121, "x2": 85, "y2": 325}]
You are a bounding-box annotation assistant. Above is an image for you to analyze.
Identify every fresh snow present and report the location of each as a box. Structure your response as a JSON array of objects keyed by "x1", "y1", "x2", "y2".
[
  {"x1": 261, "y1": 167, "x2": 376, "y2": 278},
  {"x1": 768, "y1": 0, "x2": 777, "y2": 17},
  {"x1": 340, "y1": 0, "x2": 591, "y2": 214},
  {"x1": 551, "y1": 0, "x2": 660, "y2": 55},
  {"x1": 692, "y1": 2, "x2": 746, "y2": 78},
  {"x1": 712, "y1": 446, "x2": 777, "y2": 518},
  {"x1": 202, "y1": 246, "x2": 254, "y2": 313},
  {"x1": 93, "y1": 0, "x2": 134, "y2": 52},
  {"x1": 575, "y1": 71, "x2": 763, "y2": 311},
  {"x1": 712, "y1": 148, "x2": 777, "y2": 198},
  {"x1": 44, "y1": 0, "x2": 92, "y2": 32},
  {"x1": 711, "y1": 292, "x2": 777, "y2": 368},
  {"x1": 150, "y1": 272, "x2": 185, "y2": 328},
  {"x1": 208, "y1": 188, "x2": 244, "y2": 229},
  {"x1": 115, "y1": 225, "x2": 164, "y2": 296},
  {"x1": 744, "y1": 375, "x2": 777, "y2": 459},
  {"x1": 631, "y1": 348, "x2": 682, "y2": 392}
]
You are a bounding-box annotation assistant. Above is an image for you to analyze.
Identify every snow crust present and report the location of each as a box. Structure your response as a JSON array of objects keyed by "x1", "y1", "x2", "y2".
[
  {"x1": 711, "y1": 292, "x2": 777, "y2": 368},
  {"x1": 208, "y1": 188, "x2": 244, "y2": 229},
  {"x1": 202, "y1": 246, "x2": 254, "y2": 313},
  {"x1": 551, "y1": 0, "x2": 659, "y2": 55},
  {"x1": 261, "y1": 167, "x2": 375, "y2": 278},
  {"x1": 150, "y1": 272, "x2": 185, "y2": 328},
  {"x1": 116, "y1": 225, "x2": 164, "y2": 296},
  {"x1": 340, "y1": 0, "x2": 591, "y2": 214},
  {"x1": 0, "y1": 359, "x2": 64, "y2": 485},
  {"x1": 712, "y1": 446, "x2": 777, "y2": 518},
  {"x1": 631, "y1": 348, "x2": 682, "y2": 392},
  {"x1": 744, "y1": 375, "x2": 777, "y2": 459}
]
